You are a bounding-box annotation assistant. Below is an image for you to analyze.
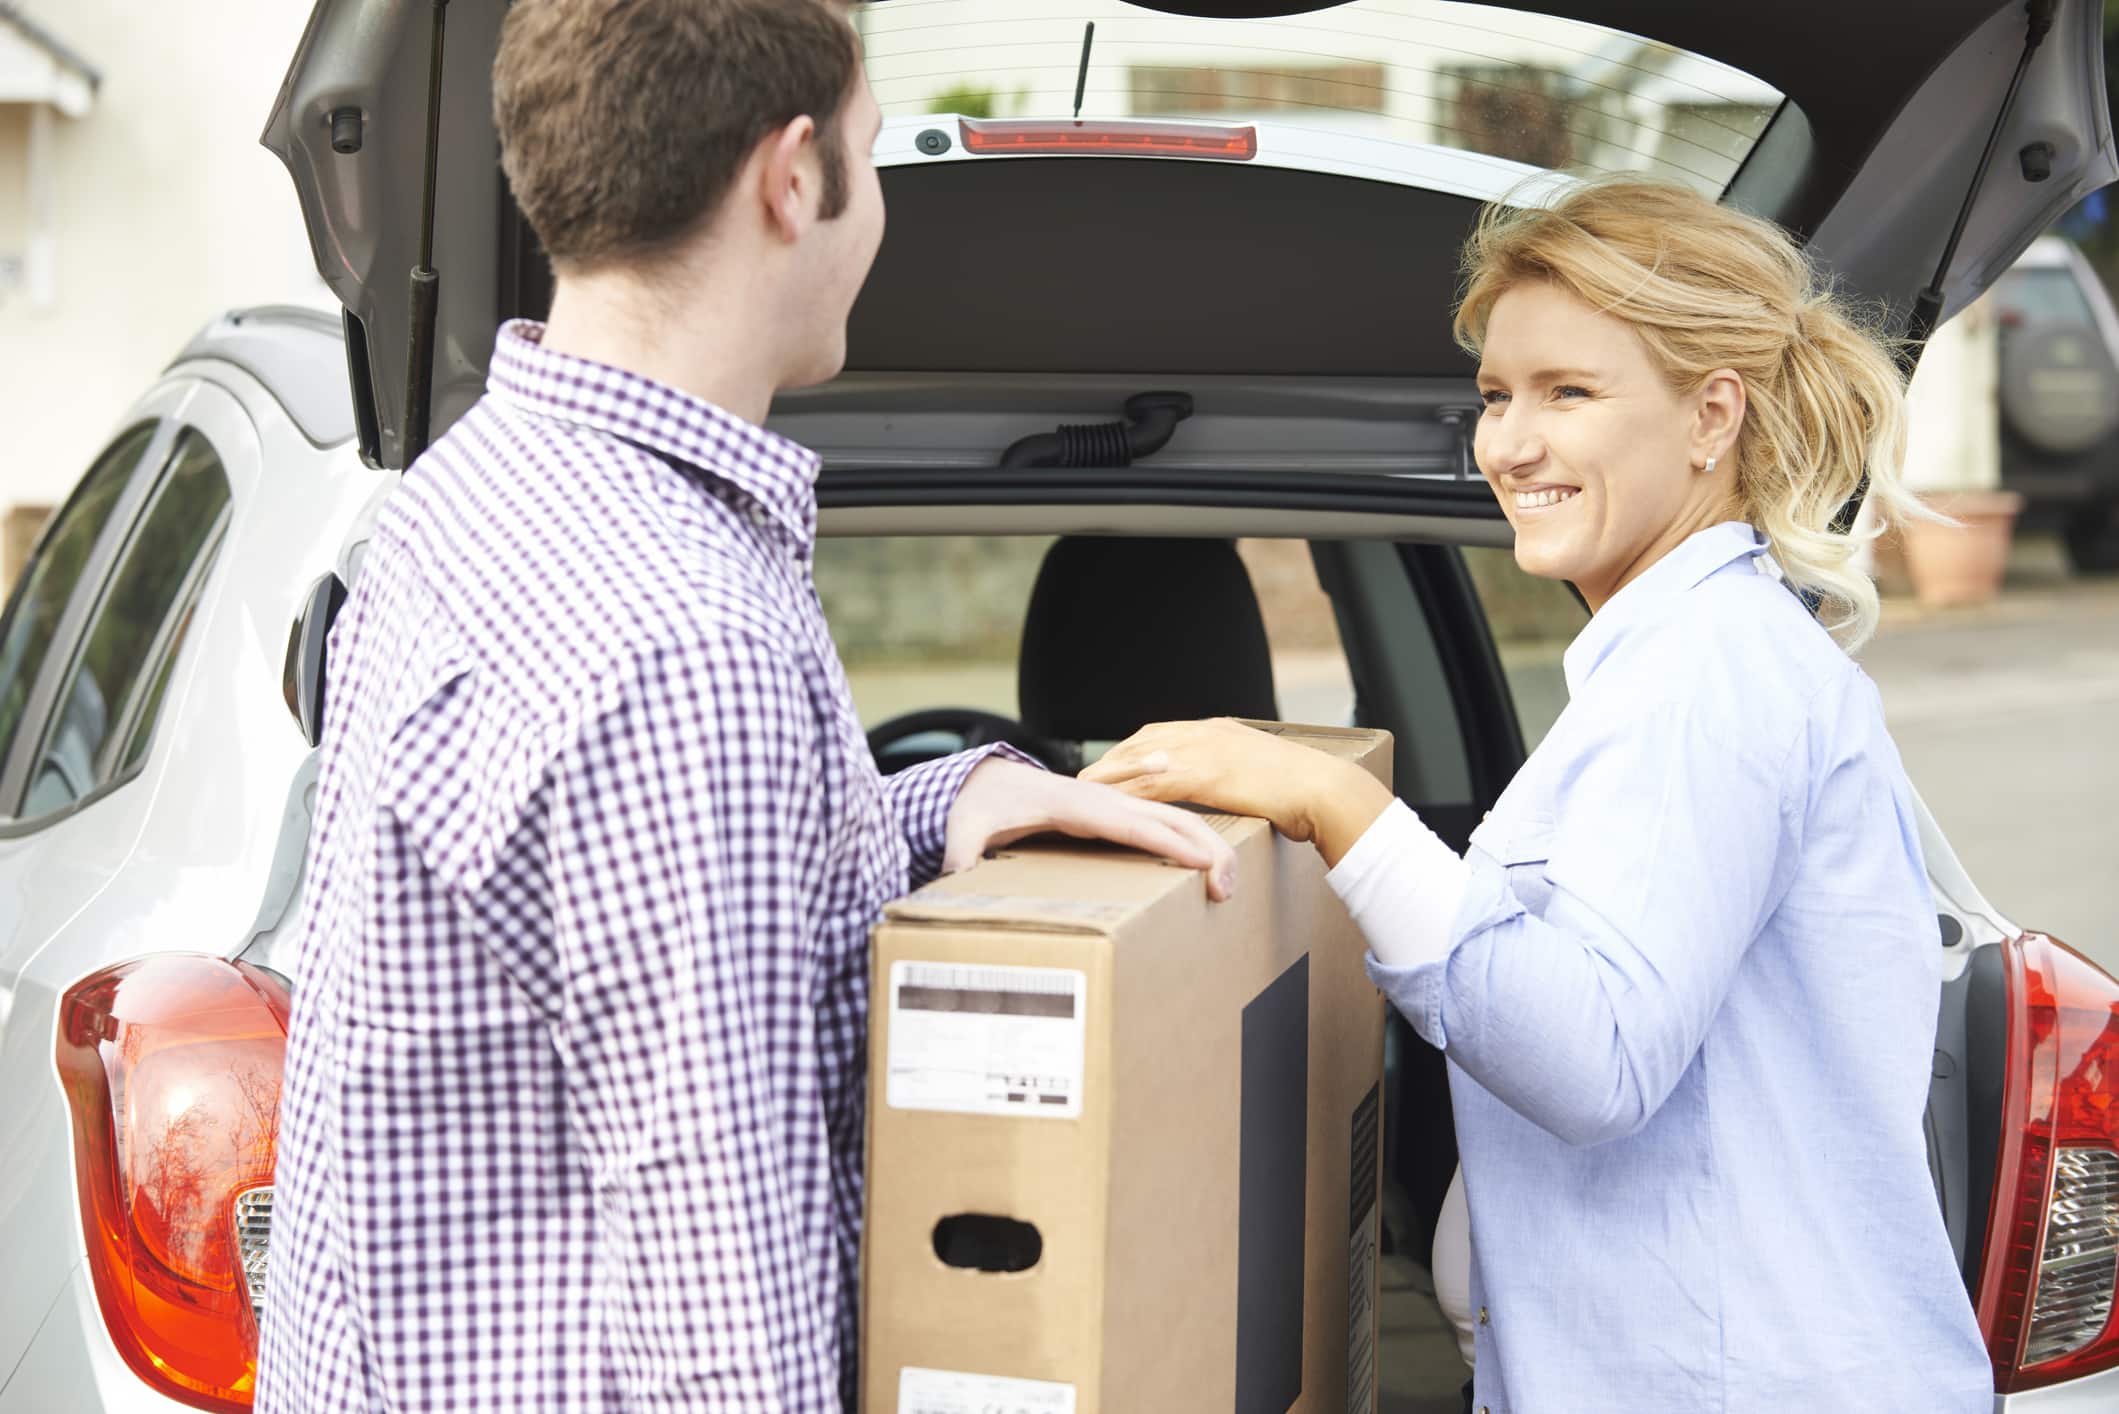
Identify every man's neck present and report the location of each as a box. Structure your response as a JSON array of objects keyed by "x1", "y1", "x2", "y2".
[{"x1": 539, "y1": 264, "x2": 782, "y2": 427}]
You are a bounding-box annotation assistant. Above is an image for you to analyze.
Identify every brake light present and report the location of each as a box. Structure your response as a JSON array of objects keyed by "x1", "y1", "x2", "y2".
[
  {"x1": 958, "y1": 116, "x2": 1257, "y2": 161},
  {"x1": 55, "y1": 954, "x2": 290, "y2": 1412},
  {"x1": 1977, "y1": 932, "x2": 2119, "y2": 1391}
]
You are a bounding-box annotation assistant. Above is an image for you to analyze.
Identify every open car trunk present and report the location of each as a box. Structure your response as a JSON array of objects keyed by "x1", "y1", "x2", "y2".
[{"x1": 265, "y1": 0, "x2": 2115, "y2": 477}]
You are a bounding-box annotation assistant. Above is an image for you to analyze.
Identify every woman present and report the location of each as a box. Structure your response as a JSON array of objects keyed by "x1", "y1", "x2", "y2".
[{"x1": 1083, "y1": 180, "x2": 1993, "y2": 1412}]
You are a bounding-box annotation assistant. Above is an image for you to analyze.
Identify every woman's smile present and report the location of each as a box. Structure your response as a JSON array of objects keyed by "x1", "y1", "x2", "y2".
[{"x1": 1512, "y1": 486, "x2": 1582, "y2": 513}]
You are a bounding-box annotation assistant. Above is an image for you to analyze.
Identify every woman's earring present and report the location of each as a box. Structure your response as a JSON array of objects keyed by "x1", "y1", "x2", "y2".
[{"x1": 1702, "y1": 456, "x2": 1718, "y2": 475}]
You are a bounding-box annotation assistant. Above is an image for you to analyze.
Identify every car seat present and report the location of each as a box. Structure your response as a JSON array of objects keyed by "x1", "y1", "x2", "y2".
[{"x1": 1016, "y1": 536, "x2": 1280, "y2": 753}]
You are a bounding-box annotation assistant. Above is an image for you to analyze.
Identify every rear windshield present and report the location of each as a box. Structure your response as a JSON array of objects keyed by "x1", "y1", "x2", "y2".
[{"x1": 857, "y1": 0, "x2": 1783, "y2": 195}]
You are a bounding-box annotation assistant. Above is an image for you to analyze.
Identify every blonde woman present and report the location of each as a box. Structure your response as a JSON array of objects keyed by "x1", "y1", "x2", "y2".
[{"x1": 1085, "y1": 180, "x2": 1992, "y2": 1411}]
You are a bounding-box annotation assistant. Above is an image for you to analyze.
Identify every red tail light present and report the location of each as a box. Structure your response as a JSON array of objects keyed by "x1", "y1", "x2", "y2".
[
  {"x1": 958, "y1": 116, "x2": 1257, "y2": 161},
  {"x1": 1977, "y1": 932, "x2": 2119, "y2": 1391},
  {"x1": 55, "y1": 954, "x2": 290, "y2": 1412}
]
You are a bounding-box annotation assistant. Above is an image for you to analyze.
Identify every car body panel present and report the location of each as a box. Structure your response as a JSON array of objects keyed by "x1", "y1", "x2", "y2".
[
  {"x1": 0, "y1": 1263, "x2": 185, "y2": 1414},
  {"x1": 1803, "y1": 0, "x2": 2118, "y2": 329},
  {"x1": 0, "y1": 319, "x2": 382, "y2": 1402},
  {"x1": 1998, "y1": 1363, "x2": 2119, "y2": 1410},
  {"x1": 0, "y1": 378, "x2": 195, "y2": 1016}
]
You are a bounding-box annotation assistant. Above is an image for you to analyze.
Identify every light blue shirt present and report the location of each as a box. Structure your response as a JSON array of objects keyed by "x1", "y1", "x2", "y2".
[{"x1": 1353, "y1": 522, "x2": 1991, "y2": 1412}]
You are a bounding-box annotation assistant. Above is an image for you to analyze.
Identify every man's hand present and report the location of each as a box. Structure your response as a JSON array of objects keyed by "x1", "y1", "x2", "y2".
[{"x1": 943, "y1": 757, "x2": 1239, "y2": 900}]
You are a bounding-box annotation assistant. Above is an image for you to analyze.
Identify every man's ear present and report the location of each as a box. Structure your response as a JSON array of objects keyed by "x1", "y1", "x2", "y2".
[
  {"x1": 1693, "y1": 368, "x2": 1747, "y2": 468},
  {"x1": 757, "y1": 115, "x2": 819, "y2": 243}
]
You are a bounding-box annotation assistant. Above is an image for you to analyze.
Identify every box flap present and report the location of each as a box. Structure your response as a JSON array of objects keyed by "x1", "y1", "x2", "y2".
[
  {"x1": 882, "y1": 889, "x2": 1133, "y2": 934},
  {"x1": 1238, "y1": 719, "x2": 1393, "y2": 768}
]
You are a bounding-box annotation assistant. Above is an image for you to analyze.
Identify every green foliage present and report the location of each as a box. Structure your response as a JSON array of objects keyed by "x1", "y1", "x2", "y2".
[{"x1": 927, "y1": 84, "x2": 1002, "y2": 119}]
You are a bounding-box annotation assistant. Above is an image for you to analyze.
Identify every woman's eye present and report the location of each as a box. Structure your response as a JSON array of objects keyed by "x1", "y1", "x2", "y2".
[
  {"x1": 1553, "y1": 385, "x2": 1591, "y2": 400},
  {"x1": 1479, "y1": 389, "x2": 1509, "y2": 409}
]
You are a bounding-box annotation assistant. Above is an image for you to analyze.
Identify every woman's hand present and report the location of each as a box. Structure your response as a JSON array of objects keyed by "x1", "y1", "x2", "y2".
[{"x1": 1080, "y1": 718, "x2": 1395, "y2": 867}]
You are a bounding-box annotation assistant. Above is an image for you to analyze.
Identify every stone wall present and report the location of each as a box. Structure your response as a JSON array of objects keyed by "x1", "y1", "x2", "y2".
[{"x1": 813, "y1": 535, "x2": 1056, "y2": 667}]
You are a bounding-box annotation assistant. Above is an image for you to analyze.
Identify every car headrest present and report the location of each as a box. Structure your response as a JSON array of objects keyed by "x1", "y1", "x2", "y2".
[{"x1": 1017, "y1": 536, "x2": 1279, "y2": 742}]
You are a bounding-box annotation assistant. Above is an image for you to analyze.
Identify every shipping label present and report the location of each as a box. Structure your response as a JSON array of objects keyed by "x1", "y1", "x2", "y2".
[
  {"x1": 885, "y1": 961, "x2": 1086, "y2": 1119},
  {"x1": 898, "y1": 1366, "x2": 1078, "y2": 1414}
]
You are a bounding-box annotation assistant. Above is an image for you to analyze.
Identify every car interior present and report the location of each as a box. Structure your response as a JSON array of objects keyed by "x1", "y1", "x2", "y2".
[{"x1": 862, "y1": 536, "x2": 1284, "y2": 778}]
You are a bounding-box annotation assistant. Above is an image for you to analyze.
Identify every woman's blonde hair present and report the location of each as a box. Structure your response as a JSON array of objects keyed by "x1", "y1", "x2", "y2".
[{"x1": 1453, "y1": 177, "x2": 1922, "y2": 651}]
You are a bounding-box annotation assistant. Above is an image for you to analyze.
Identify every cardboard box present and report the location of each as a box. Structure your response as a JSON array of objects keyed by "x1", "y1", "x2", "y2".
[{"x1": 863, "y1": 723, "x2": 1391, "y2": 1414}]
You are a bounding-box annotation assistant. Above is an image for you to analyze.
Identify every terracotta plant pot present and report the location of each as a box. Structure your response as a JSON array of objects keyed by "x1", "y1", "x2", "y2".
[{"x1": 1900, "y1": 490, "x2": 2025, "y2": 608}]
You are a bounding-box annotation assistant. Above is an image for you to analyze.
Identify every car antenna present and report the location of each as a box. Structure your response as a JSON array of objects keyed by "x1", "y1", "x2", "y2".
[
  {"x1": 1832, "y1": 0, "x2": 2055, "y2": 533},
  {"x1": 1072, "y1": 21, "x2": 1095, "y2": 121},
  {"x1": 403, "y1": 0, "x2": 451, "y2": 465}
]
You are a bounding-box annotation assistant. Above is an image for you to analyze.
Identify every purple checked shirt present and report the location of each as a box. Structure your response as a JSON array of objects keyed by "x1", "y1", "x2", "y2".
[{"x1": 256, "y1": 322, "x2": 1009, "y2": 1412}]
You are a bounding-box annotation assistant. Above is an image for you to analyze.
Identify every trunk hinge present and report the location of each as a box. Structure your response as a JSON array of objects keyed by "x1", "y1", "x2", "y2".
[
  {"x1": 1834, "y1": 0, "x2": 2058, "y2": 532},
  {"x1": 403, "y1": 0, "x2": 451, "y2": 466}
]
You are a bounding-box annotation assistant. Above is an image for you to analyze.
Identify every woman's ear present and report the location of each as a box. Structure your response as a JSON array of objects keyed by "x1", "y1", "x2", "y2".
[{"x1": 1693, "y1": 369, "x2": 1747, "y2": 471}]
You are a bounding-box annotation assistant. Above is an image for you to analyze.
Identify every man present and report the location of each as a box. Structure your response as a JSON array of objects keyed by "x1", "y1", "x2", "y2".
[{"x1": 255, "y1": 2, "x2": 1234, "y2": 1408}]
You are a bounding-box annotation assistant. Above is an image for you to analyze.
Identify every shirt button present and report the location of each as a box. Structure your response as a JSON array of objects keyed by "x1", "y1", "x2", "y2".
[{"x1": 1479, "y1": 1306, "x2": 1490, "y2": 1325}]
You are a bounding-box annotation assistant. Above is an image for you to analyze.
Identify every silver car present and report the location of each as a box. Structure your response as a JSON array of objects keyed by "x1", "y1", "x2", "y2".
[{"x1": 4, "y1": 2, "x2": 2119, "y2": 1410}]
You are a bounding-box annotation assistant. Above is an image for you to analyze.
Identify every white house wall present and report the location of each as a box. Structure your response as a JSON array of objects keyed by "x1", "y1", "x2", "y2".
[{"x1": 0, "y1": 0, "x2": 323, "y2": 546}]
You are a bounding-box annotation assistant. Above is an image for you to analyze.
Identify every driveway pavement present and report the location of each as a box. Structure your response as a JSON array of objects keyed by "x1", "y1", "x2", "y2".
[{"x1": 1860, "y1": 540, "x2": 2119, "y2": 974}]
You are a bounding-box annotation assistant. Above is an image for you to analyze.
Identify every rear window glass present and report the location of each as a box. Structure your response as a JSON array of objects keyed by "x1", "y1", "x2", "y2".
[{"x1": 858, "y1": 0, "x2": 1783, "y2": 195}]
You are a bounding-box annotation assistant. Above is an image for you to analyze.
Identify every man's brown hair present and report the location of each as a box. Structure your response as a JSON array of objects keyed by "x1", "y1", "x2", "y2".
[{"x1": 493, "y1": 0, "x2": 861, "y2": 271}]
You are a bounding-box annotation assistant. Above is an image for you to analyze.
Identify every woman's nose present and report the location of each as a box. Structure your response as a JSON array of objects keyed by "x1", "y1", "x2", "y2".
[{"x1": 1474, "y1": 408, "x2": 1542, "y2": 480}]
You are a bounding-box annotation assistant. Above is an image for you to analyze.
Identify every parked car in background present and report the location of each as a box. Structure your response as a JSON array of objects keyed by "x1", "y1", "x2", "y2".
[
  {"x1": 1993, "y1": 234, "x2": 2119, "y2": 570},
  {"x1": 5, "y1": 1, "x2": 2119, "y2": 1411}
]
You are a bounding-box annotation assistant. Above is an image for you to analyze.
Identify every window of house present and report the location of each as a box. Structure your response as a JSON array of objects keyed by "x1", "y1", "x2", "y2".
[{"x1": 1130, "y1": 62, "x2": 1389, "y2": 118}]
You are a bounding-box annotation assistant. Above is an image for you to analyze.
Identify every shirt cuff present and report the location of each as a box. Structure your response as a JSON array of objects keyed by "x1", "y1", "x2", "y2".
[
  {"x1": 883, "y1": 743, "x2": 1042, "y2": 889},
  {"x1": 1327, "y1": 798, "x2": 1471, "y2": 971}
]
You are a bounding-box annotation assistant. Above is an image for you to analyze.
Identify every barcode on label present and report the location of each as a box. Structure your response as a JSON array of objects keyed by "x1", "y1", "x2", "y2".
[{"x1": 898, "y1": 962, "x2": 1079, "y2": 996}]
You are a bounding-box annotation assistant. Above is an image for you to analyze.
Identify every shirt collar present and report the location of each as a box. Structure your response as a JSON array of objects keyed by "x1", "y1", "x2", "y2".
[
  {"x1": 485, "y1": 319, "x2": 820, "y2": 548},
  {"x1": 1560, "y1": 520, "x2": 1772, "y2": 696}
]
